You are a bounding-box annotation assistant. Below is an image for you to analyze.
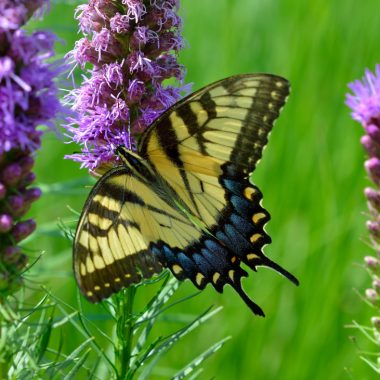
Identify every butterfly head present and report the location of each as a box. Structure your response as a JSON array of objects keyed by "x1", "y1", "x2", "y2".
[
  {"x1": 115, "y1": 144, "x2": 155, "y2": 180},
  {"x1": 115, "y1": 144, "x2": 127, "y2": 156}
]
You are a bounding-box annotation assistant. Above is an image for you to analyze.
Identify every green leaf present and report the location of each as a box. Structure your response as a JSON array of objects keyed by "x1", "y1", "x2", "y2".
[
  {"x1": 360, "y1": 356, "x2": 380, "y2": 374},
  {"x1": 172, "y1": 336, "x2": 231, "y2": 379},
  {"x1": 349, "y1": 321, "x2": 378, "y2": 345},
  {"x1": 51, "y1": 337, "x2": 94, "y2": 375},
  {"x1": 133, "y1": 276, "x2": 179, "y2": 357},
  {"x1": 37, "y1": 311, "x2": 54, "y2": 363},
  {"x1": 137, "y1": 306, "x2": 223, "y2": 379},
  {"x1": 39, "y1": 177, "x2": 95, "y2": 195},
  {"x1": 62, "y1": 348, "x2": 91, "y2": 380}
]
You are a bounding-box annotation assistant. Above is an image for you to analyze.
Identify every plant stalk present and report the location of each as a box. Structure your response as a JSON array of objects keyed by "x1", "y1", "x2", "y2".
[{"x1": 116, "y1": 286, "x2": 136, "y2": 380}]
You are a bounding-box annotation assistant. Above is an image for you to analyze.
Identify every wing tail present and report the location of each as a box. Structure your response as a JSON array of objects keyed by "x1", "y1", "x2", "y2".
[{"x1": 262, "y1": 257, "x2": 299, "y2": 286}]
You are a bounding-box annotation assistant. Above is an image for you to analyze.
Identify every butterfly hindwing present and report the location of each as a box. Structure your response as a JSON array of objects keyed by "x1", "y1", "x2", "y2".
[
  {"x1": 75, "y1": 166, "x2": 202, "y2": 301},
  {"x1": 74, "y1": 167, "x2": 159, "y2": 301}
]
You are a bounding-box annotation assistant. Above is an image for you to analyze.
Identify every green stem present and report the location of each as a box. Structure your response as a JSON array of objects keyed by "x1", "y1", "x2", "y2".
[
  {"x1": 0, "y1": 300, "x2": 9, "y2": 380},
  {"x1": 0, "y1": 365, "x2": 7, "y2": 380},
  {"x1": 116, "y1": 286, "x2": 137, "y2": 380}
]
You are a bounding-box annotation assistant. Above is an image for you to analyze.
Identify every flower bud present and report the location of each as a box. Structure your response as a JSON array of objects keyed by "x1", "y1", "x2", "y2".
[
  {"x1": 367, "y1": 220, "x2": 380, "y2": 240},
  {"x1": 8, "y1": 195, "x2": 24, "y2": 212},
  {"x1": 365, "y1": 187, "x2": 380, "y2": 212},
  {"x1": 366, "y1": 288, "x2": 379, "y2": 304},
  {"x1": 0, "y1": 214, "x2": 13, "y2": 233},
  {"x1": 20, "y1": 172, "x2": 36, "y2": 187},
  {"x1": 15, "y1": 253, "x2": 28, "y2": 271},
  {"x1": 3, "y1": 246, "x2": 22, "y2": 264},
  {"x1": 365, "y1": 256, "x2": 380, "y2": 277},
  {"x1": 373, "y1": 277, "x2": 380, "y2": 291},
  {"x1": 0, "y1": 182, "x2": 6, "y2": 199},
  {"x1": 361, "y1": 135, "x2": 380, "y2": 157},
  {"x1": 24, "y1": 187, "x2": 42, "y2": 203},
  {"x1": 0, "y1": 56, "x2": 14, "y2": 77},
  {"x1": 19, "y1": 155, "x2": 34, "y2": 175},
  {"x1": 2, "y1": 163, "x2": 22, "y2": 186},
  {"x1": 110, "y1": 13, "x2": 130, "y2": 34},
  {"x1": 366, "y1": 124, "x2": 380, "y2": 141},
  {"x1": 12, "y1": 219, "x2": 36, "y2": 242},
  {"x1": 371, "y1": 316, "x2": 380, "y2": 331}
]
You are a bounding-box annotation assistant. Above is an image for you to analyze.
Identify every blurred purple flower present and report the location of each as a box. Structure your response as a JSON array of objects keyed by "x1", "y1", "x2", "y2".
[
  {"x1": 0, "y1": 0, "x2": 49, "y2": 30},
  {"x1": 346, "y1": 65, "x2": 380, "y2": 125},
  {"x1": 347, "y1": 65, "x2": 380, "y2": 366},
  {"x1": 347, "y1": 66, "x2": 380, "y2": 243},
  {"x1": 65, "y1": 0, "x2": 190, "y2": 171},
  {"x1": 0, "y1": 0, "x2": 62, "y2": 295}
]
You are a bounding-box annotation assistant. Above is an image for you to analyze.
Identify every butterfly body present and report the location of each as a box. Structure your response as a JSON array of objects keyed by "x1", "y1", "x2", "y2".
[
  {"x1": 117, "y1": 147, "x2": 202, "y2": 226},
  {"x1": 73, "y1": 74, "x2": 299, "y2": 316}
]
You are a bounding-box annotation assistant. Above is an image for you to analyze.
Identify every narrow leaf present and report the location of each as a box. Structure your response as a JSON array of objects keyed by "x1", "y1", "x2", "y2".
[{"x1": 172, "y1": 337, "x2": 231, "y2": 379}]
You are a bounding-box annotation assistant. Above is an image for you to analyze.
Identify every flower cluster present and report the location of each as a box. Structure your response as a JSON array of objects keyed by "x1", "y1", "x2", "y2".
[
  {"x1": 0, "y1": 0, "x2": 61, "y2": 296},
  {"x1": 0, "y1": 0, "x2": 49, "y2": 30},
  {"x1": 346, "y1": 65, "x2": 380, "y2": 365},
  {"x1": 65, "y1": 0, "x2": 190, "y2": 171}
]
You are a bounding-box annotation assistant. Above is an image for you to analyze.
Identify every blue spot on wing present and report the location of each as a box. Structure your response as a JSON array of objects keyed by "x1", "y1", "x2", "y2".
[
  {"x1": 230, "y1": 213, "x2": 254, "y2": 236},
  {"x1": 204, "y1": 239, "x2": 229, "y2": 261},
  {"x1": 201, "y1": 247, "x2": 226, "y2": 270},
  {"x1": 230, "y1": 195, "x2": 253, "y2": 217},
  {"x1": 177, "y1": 252, "x2": 198, "y2": 276},
  {"x1": 224, "y1": 223, "x2": 252, "y2": 253},
  {"x1": 222, "y1": 178, "x2": 244, "y2": 195},
  {"x1": 193, "y1": 253, "x2": 214, "y2": 277}
]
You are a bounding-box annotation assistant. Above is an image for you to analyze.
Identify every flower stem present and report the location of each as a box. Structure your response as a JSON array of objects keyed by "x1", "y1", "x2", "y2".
[
  {"x1": 116, "y1": 286, "x2": 136, "y2": 380},
  {"x1": 0, "y1": 301, "x2": 9, "y2": 379}
]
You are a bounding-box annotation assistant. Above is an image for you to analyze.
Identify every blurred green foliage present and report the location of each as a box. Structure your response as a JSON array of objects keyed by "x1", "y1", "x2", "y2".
[{"x1": 23, "y1": 0, "x2": 379, "y2": 378}]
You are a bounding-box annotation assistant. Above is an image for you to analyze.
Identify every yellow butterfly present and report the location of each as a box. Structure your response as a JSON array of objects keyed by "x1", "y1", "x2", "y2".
[{"x1": 73, "y1": 74, "x2": 298, "y2": 316}]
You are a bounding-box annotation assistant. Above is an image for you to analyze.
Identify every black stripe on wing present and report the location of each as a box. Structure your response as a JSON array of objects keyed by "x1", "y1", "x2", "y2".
[
  {"x1": 139, "y1": 74, "x2": 290, "y2": 175},
  {"x1": 73, "y1": 167, "x2": 163, "y2": 303}
]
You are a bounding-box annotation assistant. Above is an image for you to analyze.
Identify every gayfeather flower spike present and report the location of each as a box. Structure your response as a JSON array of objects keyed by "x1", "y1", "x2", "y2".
[
  {"x1": 65, "y1": 0, "x2": 190, "y2": 172},
  {"x1": 66, "y1": 1, "x2": 194, "y2": 376},
  {"x1": 346, "y1": 65, "x2": 380, "y2": 370},
  {"x1": 0, "y1": 0, "x2": 62, "y2": 297}
]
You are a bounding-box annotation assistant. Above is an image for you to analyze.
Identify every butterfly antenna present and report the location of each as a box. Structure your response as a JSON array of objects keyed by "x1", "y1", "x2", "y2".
[{"x1": 263, "y1": 258, "x2": 299, "y2": 286}]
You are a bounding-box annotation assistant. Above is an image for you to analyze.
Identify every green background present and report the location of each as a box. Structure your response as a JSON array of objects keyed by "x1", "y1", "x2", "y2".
[{"x1": 25, "y1": 0, "x2": 379, "y2": 378}]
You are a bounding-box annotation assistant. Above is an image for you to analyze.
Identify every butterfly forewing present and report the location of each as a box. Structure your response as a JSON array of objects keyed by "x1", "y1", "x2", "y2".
[
  {"x1": 139, "y1": 74, "x2": 289, "y2": 175},
  {"x1": 138, "y1": 74, "x2": 290, "y2": 242}
]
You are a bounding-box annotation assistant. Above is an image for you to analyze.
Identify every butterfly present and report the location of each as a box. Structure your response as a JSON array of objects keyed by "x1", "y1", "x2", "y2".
[{"x1": 73, "y1": 73, "x2": 298, "y2": 316}]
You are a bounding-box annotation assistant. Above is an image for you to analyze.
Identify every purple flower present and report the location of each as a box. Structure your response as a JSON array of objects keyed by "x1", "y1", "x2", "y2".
[
  {"x1": 65, "y1": 0, "x2": 190, "y2": 171},
  {"x1": 346, "y1": 65, "x2": 380, "y2": 125},
  {"x1": 346, "y1": 65, "x2": 380, "y2": 364},
  {"x1": 0, "y1": 0, "x2": 62, "y2": 296},
  {"x1": 347, "y1": 67, "x2": 380, "y2": 241},
  {"x1": 0, "y1": 0, "x2": 49, "y2": 30}
]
